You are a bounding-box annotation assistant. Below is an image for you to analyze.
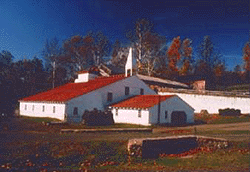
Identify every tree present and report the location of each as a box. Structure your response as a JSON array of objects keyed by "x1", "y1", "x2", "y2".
[
  {"x1": 166, "y1": 37, "x2": 193, "y2": 76},
  {"x1": 243, "y1": 41, "x2": 250, "y2": 81},
  {"x1": 141, "y1": 31, "x2": 165, "y2": 76},
  {"x1": 111, "y1": 40, "x2": 128, "y2": 69},
  {"x1": 63, "y1": 32, "x2": 110, "y2": 71},
  {"x1": 93, "y1": 31, "x2": 110, "y2": 65},
  {"x1": 179, "y1": 38, "x2": 193, "y2": 75},
  {"x1": 127, "y1": 18, "x2": 165, "y2": 76},
  {"x1": 166, "y1": 36, "x2": 181, "y2": 72},
  {"x1": 41, "y1": 37, "x2": 61, "y2": 72},
  {"x1": 194, "y1": 36, "x2": 225, "y2": 90},
  {"x1": 111, "y1": 39, "x2": 121, "y2": 66},
  {"x1": 63, "y1": 35, "x2": 95, "y2": 71},
  {"x1": 195, "y1": 36, "x2": 222, "y2": 77},
  {"x1": 0, "y1": 50, "x2": 13, "y2": 64}
]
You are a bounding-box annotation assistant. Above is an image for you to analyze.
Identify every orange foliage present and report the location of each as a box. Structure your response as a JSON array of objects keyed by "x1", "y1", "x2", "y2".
[
  {"x1": 167, "y1": 37, "x2": 192, "y2": 74},
  {"x1": 167, "y1": 36, "x2": 181, "y2": 71},
  {"x1": 243, "y1": 43, "x2": 250, "y2": 71}
]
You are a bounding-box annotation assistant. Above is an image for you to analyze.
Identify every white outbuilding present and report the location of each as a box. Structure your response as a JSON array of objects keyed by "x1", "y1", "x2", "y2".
[{"x1": 110, "y1": 95, "x2": 194, "y2": 126}]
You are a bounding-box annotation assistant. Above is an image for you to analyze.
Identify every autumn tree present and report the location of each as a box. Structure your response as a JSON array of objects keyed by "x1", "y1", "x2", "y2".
[
  {"x1": 166, "y1": 37, "x2": 193, "y2": 76},
  {"x1": 166, "y1": 36, "x2": 181, "y2": 72},
  {"x1": 243, "y1": 41, "x2": 250, "y2": 81},
  {"x1": 179, "y1": 38, "x2": 193, "y2": 75}
]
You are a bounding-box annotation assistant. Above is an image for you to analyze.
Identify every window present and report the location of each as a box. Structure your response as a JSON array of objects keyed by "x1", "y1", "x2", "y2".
[
  {"x1": 107, "y1": 92, "x2": 113, "y2": 102},
  {"x1": 115, "y1": 109, "x2": 118, "y2": 116},
  {"x1": 53, "y1": 106, "x2": 56, "y2": 113},
  {"x1": 125, "y1": 87, "x2": 130, "y2": 95},
  {"x1": 42, "y1": 106, "x2": 45, "y2": 112},
  {"x1": 165, "y1": 111, "x2": 168, "y2": 119},
  {"x1": 127, "y1": 69, "x2": 131, "y2": 76},
  {"x1": 140, "y1": 88, "x2": 144, "y2": 95},
  {"x1": 32, "y1": 105, "x2": 34, "y2": 111},
  {"x1": 138, "y1": 110, "x2": 141, "y2": 118},
  {"x1": 25, "y1": 104, "x2": 27, "y2": 110},
  {"x1": 73, "y1": 107, "x2": 78, "y2": 116}
]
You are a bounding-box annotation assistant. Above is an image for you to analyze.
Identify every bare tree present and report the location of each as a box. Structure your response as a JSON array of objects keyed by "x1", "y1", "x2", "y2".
[{"x1": 127, "y1": 18, "x2": 165, "y2": 76}]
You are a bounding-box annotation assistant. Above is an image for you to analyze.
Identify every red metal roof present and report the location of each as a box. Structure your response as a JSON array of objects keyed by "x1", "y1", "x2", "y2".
[
  {"x1": 111, "y1": 95, "x2": 175, "y2": 109},
  {"x1": 20, "y1": 75, "x2": 126, "y2": 102}
]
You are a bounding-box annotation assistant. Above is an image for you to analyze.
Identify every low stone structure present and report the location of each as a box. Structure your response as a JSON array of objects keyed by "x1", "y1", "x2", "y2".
[{"x1": 128, "y1": 135, "x2": 229, "y2": 159}]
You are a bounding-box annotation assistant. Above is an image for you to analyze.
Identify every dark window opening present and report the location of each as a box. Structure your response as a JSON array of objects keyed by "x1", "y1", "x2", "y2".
[
  {"x1": 73, "y1": 107, "x2": 78, "y2": 116},
  {"x1": 25, "y1": 104, "x2": 27, "y2": 110},
  {"x1": 125, "y1": 87, "x2": 130, "y2": 95},
  {"x1": 107, "y1": 92, "x2": 113, "y2": 102},
  {"x1": 165, "y1": 111, "x2": 168, "y2": 119},
  {"x1": 32, "y1": 105, "x2": 34, "y2": 111},
  {"x1": 42, "y1": 106, "x2": 45, "y2": 112},
  {"x1": 116, "y1": 109, "x2": 118, "y2": 116},
  {"x1": 140, "y1": 88, "x2": 144, "y2": 95},
  {"x1": 53, "y1": 106, "x2": 56, "y2": 113},
  {"x1": 138, "y1": 110, "x2": 141, "y2": 118}
]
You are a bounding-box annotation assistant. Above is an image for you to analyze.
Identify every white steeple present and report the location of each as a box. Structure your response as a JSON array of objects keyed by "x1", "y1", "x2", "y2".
[{"x1": 125, "y1": 47, "x2": 136, "y2": 77}]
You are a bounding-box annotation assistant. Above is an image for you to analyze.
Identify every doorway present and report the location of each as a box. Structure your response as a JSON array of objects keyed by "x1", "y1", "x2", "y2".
[{"x1": 171, "y1": 111, "x2": 187, "y2": 125}]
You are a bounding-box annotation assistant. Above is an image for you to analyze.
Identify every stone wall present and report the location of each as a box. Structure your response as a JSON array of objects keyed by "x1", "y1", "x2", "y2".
[{"x1": 128, "y1": 135, "x2": 229, "y2": 159}]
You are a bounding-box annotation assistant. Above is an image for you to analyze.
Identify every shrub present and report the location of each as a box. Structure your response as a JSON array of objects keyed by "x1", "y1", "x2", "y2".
[
  {"x1": 82, "y1": 109, "x2": 114, "y2": 126},
  {"x1": 219, "y1": 108, "x2": 241, "y2": 117}
]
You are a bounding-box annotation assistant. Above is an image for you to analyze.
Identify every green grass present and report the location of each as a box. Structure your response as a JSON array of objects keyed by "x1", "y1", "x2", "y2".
[
  {"x1": 120, "y1": 149, "x2": 249, "y2": 171},
  {"x1": 64, "y1": 123, "x2": 152, "y2": 129},
  {"x1": 210, "y1": 116, "x2": 250, "y2": 124},
  {"x1": 195, "y1": 113, "x2": 250, "y2": 125},
  {"x1": 1, "y1": 115, "x2": 249, "y2": 171},
  {"x1": 20, "y1": 116, "x2": 61, "y2": 123}
]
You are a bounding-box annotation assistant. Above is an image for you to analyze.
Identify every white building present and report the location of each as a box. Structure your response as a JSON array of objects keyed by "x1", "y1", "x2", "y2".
[
  {"x1": 19, "y1": 72, "x2": 156, "y2": 123},
  {"x1": 110, "y1": 95, "x2": 194, "y2": 126},
  {"x1": 19, "y1": 47, "x2": 195, "y2": 125}
]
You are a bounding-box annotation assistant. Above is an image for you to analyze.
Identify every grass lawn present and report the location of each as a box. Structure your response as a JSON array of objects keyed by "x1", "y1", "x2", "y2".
[{"x1": 0, "y1": 116, "x2": 249, "y2": 171}]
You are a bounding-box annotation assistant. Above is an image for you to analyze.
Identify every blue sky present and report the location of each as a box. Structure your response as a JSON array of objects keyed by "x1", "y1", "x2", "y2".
[{"x1": 0, "y1": 0, "x2": 249, "y2": 70}]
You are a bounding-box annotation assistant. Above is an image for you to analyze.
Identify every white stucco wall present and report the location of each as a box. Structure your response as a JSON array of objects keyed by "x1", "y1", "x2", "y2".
[
  {"x1": 148, "y1": 96, "x2": 194, "y2": 124},
  {"x1": 148, "y1": 105, "x2": 158, "y2": 124},
  {"x1": 163, "y1": 96, "x2": 194, "y2": 123},
  {"x1": 19, "y1": 102, "x2": 66, "y2": 120},
  {"x1": 66, "y1": 76, "x2": 156, "y2": 123},
  {"x1": 159, "y1": 92, "x2": 250, "y2": 114},
  {"x1": 112, "y1": 108, "x2": 150, "y2": 125}
]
